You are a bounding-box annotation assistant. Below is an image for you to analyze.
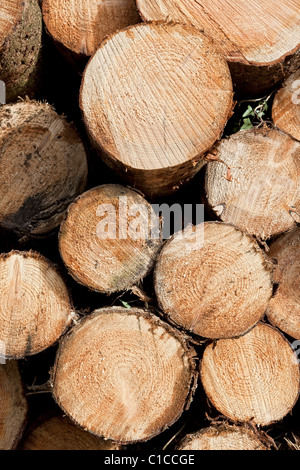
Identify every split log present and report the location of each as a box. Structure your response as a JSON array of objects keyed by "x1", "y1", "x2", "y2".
[
  {"x1": 177, "y1": 425, "x2": 267, "y2": 451},
  {"x1": 0, "y1": 0, "x2": 43, "y2": 102},
  {"x1": 137, "y1": 0, "x2": 300, "y2": 97},
  {"x1": 200, "y1": 323, "x2": 300, "y2": 426},
  {"x1": 272, "y1": 69, "x2": 300, "y2": 141},
  {"x1": 0, "y1": 361, "x2": 28, "y2": 450},
  {"x1": 266, "y1": 227, "x2": 300, "y2": 339},
  {"x1": 205, "y1": 127, "x2": 300, "y2": 240},
  {"x1": 80, "y1": 22, "x2": 233, "y2": 198},
  {"x1": 154, "y1": 223, "x2": 273, "y2": 339},
  {"x1": 20, "y1": 414, "x2": 122, "y2": 450},
  {"x1": 52, "y1": 307, "x2": 198, "y2": 444},
  {"x1": 0, "y1": 251, "x2": 74, "y2": 359},
  {"x1": 0, "y1": 100, "x2": 88, "y2": 238},
  {"x1": 42, "y1": 0, "x2": 141, "y2": 67},
  {"x1": 59, "y1": 184, "x2": 162, "y2": 294}
]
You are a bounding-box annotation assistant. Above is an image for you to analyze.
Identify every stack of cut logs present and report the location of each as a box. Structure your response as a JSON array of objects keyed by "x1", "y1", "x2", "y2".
[{"x1": 0, "y1": 0, "x2": 300, "y2": 451}]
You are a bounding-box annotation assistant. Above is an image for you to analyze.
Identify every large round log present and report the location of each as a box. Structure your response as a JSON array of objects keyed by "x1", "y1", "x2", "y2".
[
  {"x1": 80, "y1": 22, "x2": 233, "y2": 198},
  {"x1": 137, "y1": 0, "x2": 300, "y2": 97},
  {"x1": 272, "y1": 69, "x2": 300, "y2": 141}
]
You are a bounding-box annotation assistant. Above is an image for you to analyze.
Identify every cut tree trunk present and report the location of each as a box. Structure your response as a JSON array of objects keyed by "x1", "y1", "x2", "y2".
[
  {"x1": 0, "y1": 361, "x2": 28, "y2": 450},
  {"x1": 80, "y1": 22, "x2": 233, "y2": 198},
  {"x1": 0, "y1": 100, "x2": 88, "y2": 239},
  {"x1": 0, "y1": 0, "x2": 43, "y2": 102},
  {"x1": 20, "y1": 414, "x2": 122, "y2": 450},
  {"x1": 154, "y1": 223, "x2": 273, "y2": 339},
  {"x1": 176, "y1": 425, "x2": 268, "y2": 451},
  {"x1": 52, "y1": 307, "x2": 198, "y2": 444},
  {"x1": 205, "y1": 127, "x2": 300, "y2": 240},
  {"x1": 200, "y1": 322, "x2": 300, "y2": 426},
  {"x1": 42, "y1": 0, "x2": 141, "y2": 68},
  {"x1": 0, "y1": 250, "x2": 74, "y2": 359},
  {"x1": 266, "y1": 227, "x2": 300, "y2": 339},
  {"x1": 272, "y1": 69, "x2": 300, "y2": 141},
  {"x1": 59, "y1": 184, "x2": 162, "y2": 294},
  {"x1": 137, "y1": 0, "x2": 300, "y2": 97}
]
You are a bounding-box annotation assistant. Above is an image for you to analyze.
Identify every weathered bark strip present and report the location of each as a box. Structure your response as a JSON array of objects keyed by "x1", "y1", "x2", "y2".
[
  {"x1": 266, "y1": 227, "x2": 300, "y2": 339},
  {"x1": 154, "y1": 223, "x2": 273, "y2": 339},
  {"x1": 200, "y1": 323, "x2": 300, "y2": 426},
  {"x1": 177, "y1": 425, "x2": 268, "y2": 450},
  {"x1": 0, "y1": 0, "x2": 43, "y2": 102},
  {"x1": 0, "y1": 361, "x2": 28, "y2": 450},
  {"x1": 59, "y1": 184, "x2": 162, "y2": 294},
  {"x1": 205, "y1": 127, "x2": 300, "y2": 240},
  {"x1": 137, "y1": 0, "x2": 300, "y2": 97},
  {"x1": 272, "y1": 69, "x2": 300, "y2": 141},
  {"x1": 52, "y1": 307, "x2": 198, "y2": 444},
  {"x1": 0, "y1": 100, "x2": 88, "y2": 238},
  {"x1": 0, "y1": 250, "x2": 74, "y2": 359},
  {"x1": 42, "y1": 0, "x2": 141, "y2": 69},
  {"x1": 20, "y1": 414, "x2": 122, "y2": 450},
  {"x1": 80, "y1": 22, "x2": 233, "y2": 198}
]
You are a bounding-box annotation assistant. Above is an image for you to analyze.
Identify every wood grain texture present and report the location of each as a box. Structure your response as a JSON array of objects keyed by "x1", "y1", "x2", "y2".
[
  {"x1": 0, "y1": 251, "x2": 74, "y2": 359},
  {"x1": 42, "y1": 0, "x2": 140, "y2": 62},
  {"x1": 205, "y1": 127, "x2": 300, "y2": 240},
  {"x1": 272, "y1": 69, "x2": 300, "y2": 141},
  {"x1": 266, "y1": 227, "x2": 300, "y2": 339},
  {"x1": 20, "y1": 414, "x2": 122, "y2": 450},
  {"x1": 177, "y1": 425, "x2": 267, "y2": 450},
  {"x1": 52, "y1": 307, "x2": 198, "y2": 444},
  {"x1": 154, "y1": 223, "x2": 273, "y2": 339},
  {"x1": 137, "y1": 0, "x2": 300, "y2": 97},
  {"x1": 0, "y1": 361, "x2": 28, "y2": 450},
  {"x1": 80, "y1": 22, "x2": 233, "y2": 197},
  {"x1": 59, "y1": 184, "x2": 162, "y2": 294},
  {"x1": 0, "y1": 101, "x2": 88, "y2": 238},
  {"x1": 201, "y1": 323, "x2": 300, "y2": 426}
]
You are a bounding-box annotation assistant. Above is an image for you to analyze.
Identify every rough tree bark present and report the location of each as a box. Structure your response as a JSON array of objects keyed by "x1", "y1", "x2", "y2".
[
  {"x1": 0, "y1": 361, "x2": 28, "y2": 450},
  {"x1": 200, "y1": 323, "x2": 300, "y2": 426},
  {"x1": 59, "y1": 184, "x2": 162, "y2": 294},
  {"x1": 0, "y1": 100, "x2": 88, "y2": 239},
  {"x1": 42, "y1": 0, "x2": 141, "y2": 68},
  {"x1": 0, "y1": 251, "x2": 74, "y2": 359},
  {"x1": 137, "y1": 0, "x2": 300, "y2": 97},
  {"x1": 52, "y1": 307, "x2": 198, "y2": 444},
  {"x1": 0, "y1": 0, "x2": 43, "y2": 102},
  {"x1": 205, "y1": 127, "x2": 300, "y2": 240},
  {"x1": 80, "y1": 22, "x2": 233, "y2": 198},
  {"x1": 154, "y1": 223, "x2": 273, "y2": 339}
]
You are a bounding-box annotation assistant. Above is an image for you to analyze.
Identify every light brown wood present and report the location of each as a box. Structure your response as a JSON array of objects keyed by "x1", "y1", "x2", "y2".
[
  {"x1": 42, "y1": 0, "x2": 141, "y2": 62},
  {"x1": 0, "y1": 361, "x2": 28, "y2": 450},
  {"x1": 20, "y1": 414, "x2": 122, "y2": 450},
  {"x1": 52, "y1": 307, "x2": 197, "y2": 444},
  {"x1": 154, "y1": 223, "x2": 273, "y2": 339},
  {"x1": 266, "y1": 227, "x2": 300, "y2": 339},
  {"x1": 137, "y1": 0, "x2": 300, "y2": 97},
  {"x1": 272, "y1": 69, "x2": 300, "y2": 141},
  {"x1": 205, "y1": 127, "x2": 300, "y2": 240},
  {"x1": 201, "y1": 323, "x2": 300, "y2": 426},
  {"x1": 80, "y1": 22, "x2": 233, "y2": 197},
  {"x1": 59, "y1": 184, "x2": 162, "y2": 294},
  {"x1": 0, "y1": 100, "x2": 88, "y2": 238},
  {"x1": 0, "y1": 251, "x2": 74, "y2": 359},
  {"x1": 177, "y1": 425, "x2": 267, "y2": 451},
  {"x1": 0, "y1": 0, "x2": 43, "y2": 102}
]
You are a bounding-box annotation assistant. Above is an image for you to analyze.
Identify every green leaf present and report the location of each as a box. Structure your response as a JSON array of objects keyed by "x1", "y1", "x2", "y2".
[
  {"x1": 240, "y1": 118, "x2": 254, "y2": 130},
  {"x1": 242, "y1": 105, "x2": 255, "y2": 118},
  {"x1": 120, "y1": 300, "x2": 131, "y2": 309}
]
